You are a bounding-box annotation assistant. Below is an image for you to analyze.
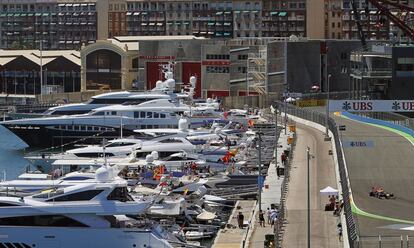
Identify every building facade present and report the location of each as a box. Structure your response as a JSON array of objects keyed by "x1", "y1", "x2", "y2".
[
  {"x1": 1, "y1": 0, "x2": 414, "y2": 50},
  {"x1": 350, "y1": 44, "x2": 414, "y2": 100}
]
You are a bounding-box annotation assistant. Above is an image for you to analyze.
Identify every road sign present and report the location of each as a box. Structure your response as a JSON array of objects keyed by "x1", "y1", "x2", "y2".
[
  {"x1": 343, "y1": 140, "x2": 374, "y2": 148},
  {"x1": 283, "y1": 92, "x2": 303, "y2": 98},
  {"x1": 257, "y1": 175, "x2": 264, "y2": 190},
  {"x1": 339, "y1": 125, "x2": 346, "y2": 131},
  {"x1": 329, "y1": 100, "x2": 414, "y2": 112}
]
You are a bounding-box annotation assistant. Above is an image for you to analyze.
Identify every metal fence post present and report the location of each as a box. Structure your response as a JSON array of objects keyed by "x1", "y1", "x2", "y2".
[{"x1": 379, "y1": 235, "x2": 382, "y2": 248}]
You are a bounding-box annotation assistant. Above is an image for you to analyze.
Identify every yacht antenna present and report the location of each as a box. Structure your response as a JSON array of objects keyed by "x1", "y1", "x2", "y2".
[
  {"x1": 103, "y1": 138, "x2": 107, "y2": 166},
  {"x1": 120, "y1": 114, "x2": 123, "y2": 139}
]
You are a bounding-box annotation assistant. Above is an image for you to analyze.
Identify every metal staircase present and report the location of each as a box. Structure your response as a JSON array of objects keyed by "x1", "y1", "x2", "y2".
[{"x1": 247, "y1": 48, "x2": 267, "y2": 95}]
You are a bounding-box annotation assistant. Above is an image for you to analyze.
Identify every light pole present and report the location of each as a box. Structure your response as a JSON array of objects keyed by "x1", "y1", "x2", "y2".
[
  {"x1": 325, "y1": 74, "x2": 332, "y2": 141},
  {"x1": 274, "y1": 103, "x2": 278, "y2": 171},
  {"x1": 39, "y1": 39, "x2": 43, "y2": 103},
  {"x1": 307, "y1": 146, "x2": 311, "y2": 248},
  {"x1": 257, "y1": 131, "x2": 262, "y2": 212}
]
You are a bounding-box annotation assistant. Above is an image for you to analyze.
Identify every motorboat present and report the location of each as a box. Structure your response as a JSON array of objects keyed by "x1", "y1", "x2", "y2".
[
  {"x1": 0, "y1": 165, "x2": 179, "y2": 248},
  {"x1": 0, "y1": 163, "x2": 118, "y2": 194}
]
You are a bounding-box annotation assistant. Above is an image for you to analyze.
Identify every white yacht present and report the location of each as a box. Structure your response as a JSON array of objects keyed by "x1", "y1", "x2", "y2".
[
  {"x1": 38, "y1": 63, "x2": 188, "y2": 117},
  {"x1": 0, "y1": 163, "x2": 126, "y2": 194},
  {"x1": 1, "y1": 98, "x2": 222, "y2": 148},
  {"x1": 0, "y1": 166, "x2": 179, "y2": 248},
  {"x1": 42, "y1": 91, "x2": 173, "y2": 116}
]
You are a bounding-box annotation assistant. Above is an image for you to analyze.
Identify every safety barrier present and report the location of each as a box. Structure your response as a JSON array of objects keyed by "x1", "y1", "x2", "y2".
[
  {"x1": 276, "y1": 102, "x2": 360, "y2": 248},
  {"x1": 273, "y1": 117, "x2": 296, "y2": 248}
]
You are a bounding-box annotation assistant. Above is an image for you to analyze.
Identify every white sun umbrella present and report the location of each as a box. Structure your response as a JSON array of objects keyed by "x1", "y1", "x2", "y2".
[
  {"x1": 319, "y1": 186, "x2": 339, "y2": 196},
  {"x1": 285, "y1": 97, "x2": 295, "y2": 102}
]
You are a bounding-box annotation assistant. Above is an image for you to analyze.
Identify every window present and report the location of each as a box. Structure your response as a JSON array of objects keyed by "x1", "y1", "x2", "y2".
[
  {"x1": 107, "y1": 187, "x2": 133, "y2": 202},
  {"x1": 46, "y1": 190, "x2": 103, "y2": 202},
  {"x1": 154, "y1": 112, "x2": 159, "y2": 118},
  {"x1": 140, "y1": 112, "x2": 146, "y2": 118},
  {"x1": 238, "y1": 66, "x2": 247, "y2": 73},
  {"x1": 206, "y1": 66, "x2": 229, "y2": 73},
  {"x1": 397, "y1": 57, "x2": 414, "y2": 77},
  {"x1": 146, "y1": 112, "x2": 153, "y2": 118},
  {"x1": 106, "y1": 142, "x2": 136, "y2": 147},
  {"x1": 0, "y1": 215, "x2": 88, "y2": 227},
  {"x1": 160, "y1": 138, "x2": 183, "y2": 143},
  {"x1": 332, "y1": 22, "x2": 335, "y2": 28},
  {"x1": 206, "y1": 54, "x2": 230, "y2": 60},
  {"x1": 160, "y1": 113, "x2": 166, "y2": 118},
  {"x1": 134, "y1": 112, "x2": 140, "y2": 118},
  {"x1": 238, "y1": 54, "x2": 248, "y2": 60}
]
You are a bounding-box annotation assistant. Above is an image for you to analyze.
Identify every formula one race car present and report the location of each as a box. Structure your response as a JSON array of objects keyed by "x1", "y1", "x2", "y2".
[{"x1": 369, "y1": 187, "x2": 396, "y2": 200}]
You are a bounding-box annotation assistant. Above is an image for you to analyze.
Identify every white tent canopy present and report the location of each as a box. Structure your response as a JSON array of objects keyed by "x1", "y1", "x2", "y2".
[{"x1": 319, "y1": 186, "x2": 339, "y2": 196}]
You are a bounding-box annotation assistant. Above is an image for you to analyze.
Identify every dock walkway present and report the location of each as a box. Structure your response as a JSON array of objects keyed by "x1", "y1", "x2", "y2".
[
  {"x1": 213, "y1": 200, "x2": 256, "y2": 248},
  {"x1": 248, "y1": 127, "x2": 291, "y2": 248}
]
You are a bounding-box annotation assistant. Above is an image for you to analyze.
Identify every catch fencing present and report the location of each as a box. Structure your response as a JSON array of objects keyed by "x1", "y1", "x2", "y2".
[{"x1": 277, "y1": 101, "x2": 360, "y2": 248}]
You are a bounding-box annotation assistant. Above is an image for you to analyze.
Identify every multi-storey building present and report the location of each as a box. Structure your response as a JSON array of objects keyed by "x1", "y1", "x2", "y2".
[
  {"x1": 325, "y1": 0, "x2": 343, "y2": 39},
  {"x1": 340, "y1": 0, "x2": 411, "y2": 40},
  {"x1": 0, "y1": 0, "x2": 312, "y2": 50},
  {"x1": 0, "y1": 1, "x2": 99, "y2": 50},
  {"x1": 262, "y1": 0, "x2": 306, "y2": 38}
]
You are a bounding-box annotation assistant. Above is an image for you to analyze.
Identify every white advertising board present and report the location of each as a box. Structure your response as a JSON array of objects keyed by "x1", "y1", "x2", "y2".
[{"x1": 329, "y1": 100, "x2": 414, "y2": 112}]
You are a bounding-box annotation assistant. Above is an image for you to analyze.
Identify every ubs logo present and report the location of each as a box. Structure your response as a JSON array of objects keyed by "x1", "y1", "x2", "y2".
[{"x1": 342, "y1": 101, "x2": 373, "y2": 111}]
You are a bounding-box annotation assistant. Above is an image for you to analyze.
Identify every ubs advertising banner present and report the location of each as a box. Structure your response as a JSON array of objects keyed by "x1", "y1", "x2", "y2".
[{"x1": 329, "y1": 100, "x2": 414, "y2": 112}]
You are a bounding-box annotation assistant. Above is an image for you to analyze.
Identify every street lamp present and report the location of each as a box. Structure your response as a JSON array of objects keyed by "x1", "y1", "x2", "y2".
[
  {"x1": 257, "y1": 131, "x2": 263, "y2": 212},
  {"x1": 325, "y1": 74, "x2": 332, "y2": 141}
]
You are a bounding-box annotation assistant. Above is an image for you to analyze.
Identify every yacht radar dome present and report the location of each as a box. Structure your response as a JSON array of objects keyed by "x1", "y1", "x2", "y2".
[
  {"x1": 146, "y1": 154, "x2": 154, "y2": 163},
  {"x1": 190, "y1": 76, "x2": 197, "y2": 88},
  {"x1": 151, "y1": 151, "x2": 159, "y2": 160},
  {"x1": 178, "y1": 118, "x2": 189, "y2": 131},
  {"x1": 95, "y1": 165, "x2": 111, "y2": 182}
]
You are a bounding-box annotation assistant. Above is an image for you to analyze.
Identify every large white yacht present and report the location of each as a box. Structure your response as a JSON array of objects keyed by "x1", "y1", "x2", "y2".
[
  {"x1": 42, "y1": 91, "x2": 173, "y2": 116},
  {"x1": 0, "y1": 165, "x2": 179, "y2": 248},
  {"x1": 42, "y1": 63, "x2": 188, "y2": 116},
  {"x1": 1, "y1": 98, "x2": 222, "y2": 148}
]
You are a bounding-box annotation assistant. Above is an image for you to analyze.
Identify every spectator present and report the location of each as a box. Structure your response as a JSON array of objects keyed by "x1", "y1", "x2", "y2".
[
  {"x1": 237, "y1": 212, "x2": 244, "y2": 229},
  {"x1": 337, "y1": 223, "x2": 343, "y2": 241},
  {"x1": 266, "y1": 208, "x2": 271, "y2": 224},
  {"x1": 259, "y1": 210, "x2": 265, "y2": 227}
]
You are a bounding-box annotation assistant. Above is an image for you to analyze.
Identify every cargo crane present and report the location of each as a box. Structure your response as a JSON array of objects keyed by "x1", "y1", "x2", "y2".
[{"x1": 350, "y1": 0, "x2": 414, "y2": 49}]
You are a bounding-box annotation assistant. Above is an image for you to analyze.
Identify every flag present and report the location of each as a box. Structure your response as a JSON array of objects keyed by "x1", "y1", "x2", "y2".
[{"x1": 248, "y1": 119, "x2": 254, "y2": 128}]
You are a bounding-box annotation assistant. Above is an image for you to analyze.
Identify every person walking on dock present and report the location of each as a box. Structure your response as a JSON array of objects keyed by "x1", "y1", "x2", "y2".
[
  {"x1": 259, "y1": 210, "x2": 266, "y2": 227},
  {"x1": 266, "y1": 208, "x2": 271, "y2": 225},
  {"x1": 238, "y1": 212, "x2": 244, "y2": 229},
  {"x1": 337, "y1": 223, "x2": 343, "y2": 241}
]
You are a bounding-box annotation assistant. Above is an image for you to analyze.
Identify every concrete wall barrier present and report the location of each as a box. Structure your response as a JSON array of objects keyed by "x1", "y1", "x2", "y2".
[{"x1": 342, "y1": 112, "x2": 414, "y2": 137}]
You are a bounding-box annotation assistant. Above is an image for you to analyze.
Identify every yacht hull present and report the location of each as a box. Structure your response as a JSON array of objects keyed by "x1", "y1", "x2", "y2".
[
  {"x1": 1, "y1": 124, "x2": 134, "y2": 148},
  {"x1": 0, "y1": 226, "x2": 173, "y2": 248}
]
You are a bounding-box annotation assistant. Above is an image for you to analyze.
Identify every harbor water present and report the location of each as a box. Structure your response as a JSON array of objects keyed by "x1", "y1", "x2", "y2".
[{"x1": 0, "y1": 125, "x2": 30, "y2": 180}]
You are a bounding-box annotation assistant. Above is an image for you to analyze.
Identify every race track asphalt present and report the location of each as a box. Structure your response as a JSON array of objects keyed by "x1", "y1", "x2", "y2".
[{"x1": 335, "y1": 115, "x2": 414, "y2": 238}]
